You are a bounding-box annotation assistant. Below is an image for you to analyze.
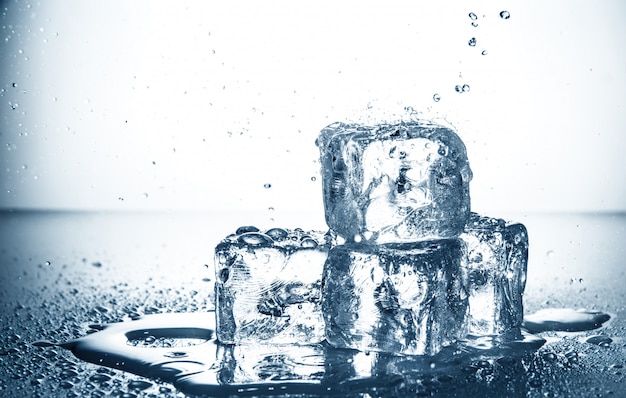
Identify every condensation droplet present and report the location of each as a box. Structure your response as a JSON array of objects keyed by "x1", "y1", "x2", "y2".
[
  {"x1": 433, "y1": 93, "x2": 441, "y2": 102},
  {"x1": 468, "y1": 37, "x2": 477, "y2": 47},
  {"x1": 500, "y1": 10, "x2": 511, "y2": 19}
]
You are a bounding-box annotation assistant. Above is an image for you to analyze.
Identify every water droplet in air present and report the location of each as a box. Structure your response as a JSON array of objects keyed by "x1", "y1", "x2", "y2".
[
  {"x1": 469, "y1": 12, "x2": 477, "y2": 20},
  {"x1": 45, "y1": 261, "x2": 51, "y2": 266},
  {"x1": 481, "y1": 50, "x2": 488, "y2": 55},
  {"x1": 433, "y1": 93, "x2": 441, "y2": 102},
  {"x1": 455, "y1": 85, "x2": 462, "y2": 93},
  {"x1": 500, "y1": 10, "x2": 511, "y2": 19},
  {"x1": 12, "y1": 82, "x2": 17, "y2": 88},
  {"x1": 462, "y1": 84, "x2": 470, "y2": 92},
  {"x1": 468, "y1": 37, "x2": 477, "y2": 47},
  {"x1": 311, "y1": 176, "x2": 316, "y2": 181},
  {"x1": 471, "y1": 21, "x2": 478, "y2": 27},
  {"x1": 263, "y1": 183, "x2": 272, "y2": 189}
]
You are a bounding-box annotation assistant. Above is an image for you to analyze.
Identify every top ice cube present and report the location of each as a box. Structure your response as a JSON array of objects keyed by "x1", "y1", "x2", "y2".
[{"x1": 317, "y1": 121, "x2": 472, "y2": 244}]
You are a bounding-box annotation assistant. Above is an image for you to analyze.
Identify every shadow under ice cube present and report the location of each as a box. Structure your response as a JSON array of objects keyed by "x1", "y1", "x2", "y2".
[
  {"x1": 461, "y1": 213, "x2": 529, "y2": 336},
  {"x1": 316, "y1": 121, "x2": 472, "y2": 244},
  {"x1": 322, "y1": 239, "x2": 468, "y2": 356},
  {"x1": 215, "y1": 227, "x2": 329, "y2": 345}
]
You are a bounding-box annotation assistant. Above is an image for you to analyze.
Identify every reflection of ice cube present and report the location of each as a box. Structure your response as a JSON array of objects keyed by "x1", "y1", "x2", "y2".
[
  {"x1": 322, "y1": 239, "x2": 468, "y2": 356},
  {"x1": 316, "y1": 122, "x2": 472, "y2": 243},
  {"x1": 460, "y1": 213, "x2": 528, "y2": 335},
  {"x1": 216, "y1": 343, "x2": 326, "y2": 385},
  {"x1": 214, "y1": 227, "x2": 330, "y2": 345}
]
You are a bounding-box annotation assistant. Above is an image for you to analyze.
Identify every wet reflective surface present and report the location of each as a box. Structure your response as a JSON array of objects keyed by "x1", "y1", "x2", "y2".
[{"x1": 0, "y1": 211, "x2": 625, "y2": 397}]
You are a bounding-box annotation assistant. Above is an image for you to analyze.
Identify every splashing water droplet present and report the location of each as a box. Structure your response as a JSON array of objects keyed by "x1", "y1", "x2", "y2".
[
  {"x1": 468, "y1": 37, "x2": 477, "y2": 47},
  {"x1": 500, "y1": 10, "x2": 511, "y2": 19},
  {"x1": 433, "y1": 93, "x2": 441, "y2": 102}
]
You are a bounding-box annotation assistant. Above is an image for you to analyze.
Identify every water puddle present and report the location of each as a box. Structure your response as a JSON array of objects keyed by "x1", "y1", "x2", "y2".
[
  {"x1": 522, "y1": 308, "x2": 611, "y2": 333},
  {"x1": 48, "y1": 307, "x2": 611, "y2": 396}
]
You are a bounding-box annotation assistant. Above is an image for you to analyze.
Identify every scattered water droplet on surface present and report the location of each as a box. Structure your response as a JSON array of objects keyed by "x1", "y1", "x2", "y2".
[
  {"x1": 235, "y1": 226, "x2": 260, "y2": 235},
  {"x1": 523, "y1": 308, "x2": 611, "y2": 333},
  {"x1": 586, "y1": 335, "x2": 613, "y2": 347},
  {"x1": 237, "y1": 232, "x2": 274, "y2": 246}
]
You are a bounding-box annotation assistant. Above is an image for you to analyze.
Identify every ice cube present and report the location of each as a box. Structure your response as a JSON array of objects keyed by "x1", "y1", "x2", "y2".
[
  {"x1": 460, "y1": 213, "x2": 528, "y2": 335},
  {"x1": 316, "y1": 121, "x2": 472, "y2": 244},
  {"x1": 322, "y1": 239, "x2": 468, "y2": 356},
  {"x1": 214, "y1": 227, "x2": 330, "y2": 345}
]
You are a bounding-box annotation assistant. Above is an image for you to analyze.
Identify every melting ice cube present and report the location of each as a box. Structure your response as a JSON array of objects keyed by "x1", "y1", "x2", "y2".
[
  {"x1": 214, "y1": 227, "x2": 330, "y2": 345},
  {"x1": 316, "y1": 121, "x2": 472, "y2": 244},
  {"x1": 322, "y1": 239, "x2": 468, "y2": 356},
  {"x1": 461, "y1": 213, "x2": 528, "y2": 335}
]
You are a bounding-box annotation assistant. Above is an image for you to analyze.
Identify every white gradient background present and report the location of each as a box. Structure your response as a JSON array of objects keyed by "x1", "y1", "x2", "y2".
[{"x1": 1, "y1": 0, "x2": 625, "y2": 222}]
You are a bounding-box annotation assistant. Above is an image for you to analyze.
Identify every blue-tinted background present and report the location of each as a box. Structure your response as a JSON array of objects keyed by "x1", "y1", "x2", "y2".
[{"x1": 1, "y1": 0, "x2": 625, "y2": 220}]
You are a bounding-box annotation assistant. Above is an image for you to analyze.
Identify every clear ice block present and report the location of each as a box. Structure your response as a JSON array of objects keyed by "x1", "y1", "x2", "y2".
[
  {"x1": 214, "y1": 226, "x2": 330, "y2": 345},
  {"x1": 316, "y1": 121, "x2": 472, "y2": 244},
  {"x1": 460, "y1": 213, "x2": 528, "y2": 335},
  {"x1": 322, "y1": 239, "x2": 468, "y2": 356}
]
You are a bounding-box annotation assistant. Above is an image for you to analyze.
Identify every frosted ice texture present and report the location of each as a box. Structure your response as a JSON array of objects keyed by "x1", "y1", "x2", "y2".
[
  {"x1": 214, "y1": 227, "x2": 330, "y2": 345},
  {"x1": 322, "y1": 239, "x2": 469, "y2": 356},
  {"x1": 460, "y1": 213, "x2": 528, "y2": 335},
  {"x1": 317, "y1": 121, "x2": 472, "y2": 244}
]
